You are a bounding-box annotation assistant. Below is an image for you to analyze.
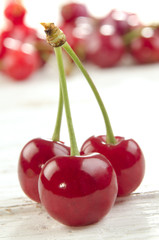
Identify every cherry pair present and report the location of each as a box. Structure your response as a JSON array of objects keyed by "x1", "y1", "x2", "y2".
[
  {"x1": 18, "y1": 23, "x2": 145, "y2": 227},
  {"x1": 0, "y1": 0, "x2": 52, "y2": 81}
]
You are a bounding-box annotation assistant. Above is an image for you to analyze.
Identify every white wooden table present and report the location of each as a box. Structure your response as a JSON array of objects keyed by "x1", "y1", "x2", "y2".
[{"x1": 0, "y1": 60, "x2": 159, "y2": 239}]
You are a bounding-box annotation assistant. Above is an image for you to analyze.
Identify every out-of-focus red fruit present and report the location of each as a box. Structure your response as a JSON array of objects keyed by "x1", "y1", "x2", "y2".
[
  {"x1": 4, "y1": 1, "x2": 26, "y2": 25},
  {"x1": 2, "y1": 39, "x2": 40, "y2": 81},
  {"x1": 87, "y1": 23, "x2": 125, "y2": 67},
  {"x1": 101, "y1": 9, "x2": 142, "y2": 35},
  {"x1": 61, "y1": 2, "x2": 89, "y2": 23},
  {"x1": 129, "y1": 26, "x2": 159, "y2": 63}
]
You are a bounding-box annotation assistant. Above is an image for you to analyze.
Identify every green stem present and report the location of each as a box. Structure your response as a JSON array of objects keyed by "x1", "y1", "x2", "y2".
[
  {"x1": 54, "y1": 47, "x2": 80, "y2": 155},
  {"x1": 52, "y1": 84, "x2": 63, "y2": 141},
  {"x1": 63, "y1": 41, "x2": 116, "y2": 144}
]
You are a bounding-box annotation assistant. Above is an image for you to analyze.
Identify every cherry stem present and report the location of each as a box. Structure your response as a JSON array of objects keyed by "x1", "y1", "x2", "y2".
[
  {"x1": 52, "y1": 84, "x2": 63, "y2": 141},
  {"x1": 54, "y1": 47, "x2": 80, "y2": 156},
  {"x1": 62, "y1": 42, "x2": 116, "y2": 145}
]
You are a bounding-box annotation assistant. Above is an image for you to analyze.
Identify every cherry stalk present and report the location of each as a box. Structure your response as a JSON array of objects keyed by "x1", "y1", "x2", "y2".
[
  {"x1": 41, "y1": 22, "x2": 79, "y2": 155},
  {"x1": 42, "y1": 23, "x2": 145, "y2": 197},
  {"x1": 52, "y1": 85, "x2": 63, "y2": 141},
  {"x1": 54, "y1": 46, "x2": 79, "y2": 156}
]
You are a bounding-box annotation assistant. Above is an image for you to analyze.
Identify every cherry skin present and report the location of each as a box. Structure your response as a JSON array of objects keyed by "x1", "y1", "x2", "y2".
[
  {"x1": 38, "y1": 153, "x2": 118, "y2": 226},
  {"x1": 81, "y1": 136, "x2": 145, "y2": 196},
  {"x1": 18, "y1": 138, "x2": 70, "y2": 202}
]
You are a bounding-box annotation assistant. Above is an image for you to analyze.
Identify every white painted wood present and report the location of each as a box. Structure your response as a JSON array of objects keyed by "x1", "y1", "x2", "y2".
[
  {"x1": 1, "y1": 191, "x2": 159, "y2": 240},
  {"x1": 0, "y1": 63, "x2": 159, "y2": 239}
]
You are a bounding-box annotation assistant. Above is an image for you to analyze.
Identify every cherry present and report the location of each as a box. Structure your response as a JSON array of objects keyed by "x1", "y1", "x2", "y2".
[
  {"x1": 39, "y1": 153, "x2": 118, "y2": 226},
  {"x1": 18, "y1": 138, "x2": 70, "y2": 203},
  {"x1": 2, "y1": 41, "x2": 40, "y2": 81},
  {"x1": 87, "y1": 23, "x2": 125, "y2": 68},
  {"x1": 4, "y1": 1, "x2": 26, "y2": 25},
  {"x1": 81, "y1": 136, "x2": 145, "y2": 196},
  {"x1": 61, "y1": 2, "x2": 89, "y2": 23},
  {"x1": 129, "y1": 26, "x2": 159, "y2": 64},
  {"x1": 0, "y1": 23, "x2": 53, "y2": 79},
  {"x1": 100, "y1": 9, "x2": 142, "y2": 36}
]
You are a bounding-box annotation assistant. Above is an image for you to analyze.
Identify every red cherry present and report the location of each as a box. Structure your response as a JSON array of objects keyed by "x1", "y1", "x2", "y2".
[
  {"x1": 129, "y1": 26, "x2": 159, "y2": 63},
  {"x1": 38, "y1": 153, "x2": 118, "y2": 226},
  {"x1": 2, "y1": 40, "x2": 40, "y2": 81},
  {"x1": 4, "y1": 1, "x2": 26, "y2": 25},
  {"x1": 81, "y1": 136, "x2": 145, "y2": 196},
  {"x1": 101, "y1": 9, "x2": 142, "y2": 35},
  {"x1": 0, "y1": 24, "x2": 52, "y2": 76},
  {"x1": 87, "y1": 23, "x2": 125, "y2": 68},
  {"x1": 18, "y1": 138, "x2": 70, "y2": 203},
  {"x1": 61, "y1": 3, "x2": 89, "y2": 23}
]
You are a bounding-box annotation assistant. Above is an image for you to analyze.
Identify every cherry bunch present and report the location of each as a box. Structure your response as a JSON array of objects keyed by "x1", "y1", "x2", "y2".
[
  {"x1": 18, "y1": 23, "x2": 145, "y2": 227},
  {"x1": 0, "y1": 0, "x2": 52, "y2": 81},
  {"x1": 59, "y1": 2, "x2": 159, "y2": 67}
]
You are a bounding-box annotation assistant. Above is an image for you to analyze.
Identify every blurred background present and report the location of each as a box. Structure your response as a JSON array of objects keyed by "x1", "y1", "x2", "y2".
[
  {"x1": 1, "y1": 0, "x2": 159, "y2": 28},
  {"x1": 1, "y1": 0, "x2": 159, "y2": 81}
]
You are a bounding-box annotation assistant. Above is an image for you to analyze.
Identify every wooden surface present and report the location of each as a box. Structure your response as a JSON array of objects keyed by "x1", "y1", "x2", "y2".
[{"x1": 0, "y1": 61, "x2": 159, "y2": 239}]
